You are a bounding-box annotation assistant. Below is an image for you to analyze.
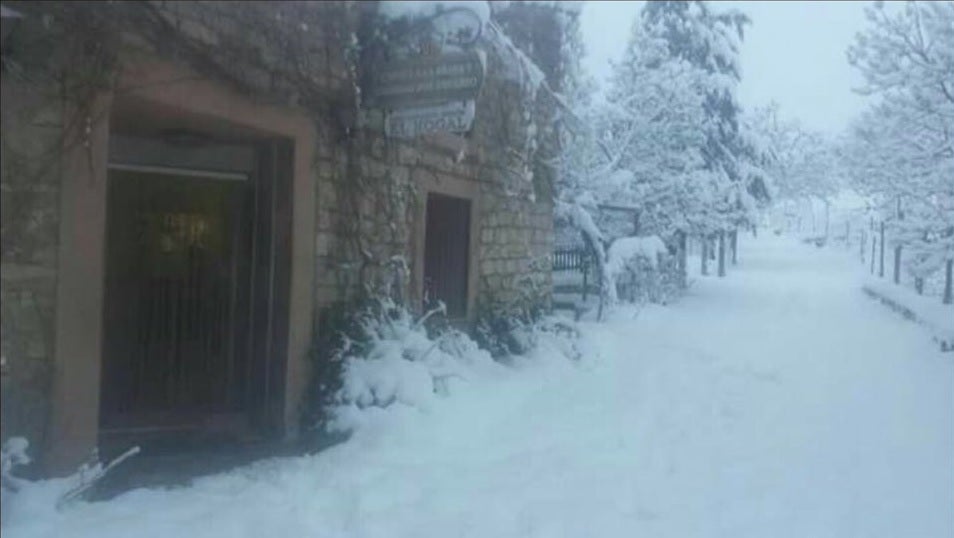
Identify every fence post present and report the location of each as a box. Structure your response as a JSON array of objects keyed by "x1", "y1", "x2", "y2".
[
  {"x1": 878, "y1": 221, "x2": 885, "y2": 278},
  {"x1": 893, "y1": 244, "x2": 901, "y2": 285},
  {"x1": 870, "y1": 234, "x2": 876, "y2": 274},
  {"x1": 893, "y1": 196, "x2": 904, "y2": 285},
  {"x1": 944, "y1": 259, "x2": 953, "y2": 305}
]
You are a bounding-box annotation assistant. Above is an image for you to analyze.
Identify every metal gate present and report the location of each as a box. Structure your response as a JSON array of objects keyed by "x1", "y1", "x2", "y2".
[
  {"x1": 101, "y1": 168, "x2": 250, "y2": 433},
  {"x1": 100, "y1": 137, "x2": 293, "y2": 442}
]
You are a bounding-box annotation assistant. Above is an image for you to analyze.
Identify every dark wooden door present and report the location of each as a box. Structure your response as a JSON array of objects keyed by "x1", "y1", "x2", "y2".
[
  {"x1": 101, "y1": 169, "x2": 252, "y2": 434},
  {"x1": 424, "y1": 193, "x2": 471, "y2": 319}
]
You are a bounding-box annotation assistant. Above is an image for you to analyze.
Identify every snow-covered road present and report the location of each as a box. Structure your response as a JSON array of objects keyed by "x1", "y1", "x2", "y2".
[{"x1": 5, "y1": 235, "x2": 953, "y2": 537}]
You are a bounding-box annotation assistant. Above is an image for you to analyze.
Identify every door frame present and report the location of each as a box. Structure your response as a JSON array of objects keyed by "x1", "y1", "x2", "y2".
[
  {"x1": 412, "y1": 171, "x2": 480, "y2": 326},
  {"x1": 46, "y1": 59, "x2": 316, "y2": 474}
]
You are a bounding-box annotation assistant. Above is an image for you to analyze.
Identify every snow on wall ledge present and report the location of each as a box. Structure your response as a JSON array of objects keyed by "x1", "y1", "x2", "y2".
[
  {"x1": 861, "y1": 279, "x2": 954, "y2": 351},
  {"x1": 378, "y1": 1, "x2": 491, "y2": 25}
]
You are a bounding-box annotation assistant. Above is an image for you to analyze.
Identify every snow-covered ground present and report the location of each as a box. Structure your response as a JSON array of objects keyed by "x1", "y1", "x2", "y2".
[
  {"x1": 4, "y1": 234, "x2": 952, "y2": 537},
  {"x1": 863, "y1": 275, "x2": 954, "y2": 348}
]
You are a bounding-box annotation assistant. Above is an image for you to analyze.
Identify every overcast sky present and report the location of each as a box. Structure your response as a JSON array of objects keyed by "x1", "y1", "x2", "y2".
[{"x1": 579, "y1": 1, "x2": 873, "y2": 136}]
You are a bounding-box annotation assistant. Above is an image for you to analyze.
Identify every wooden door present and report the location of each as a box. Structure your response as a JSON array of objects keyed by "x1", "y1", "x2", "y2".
[{"x1": 423, "y1": 193, "x2": 471, "y2": 319}]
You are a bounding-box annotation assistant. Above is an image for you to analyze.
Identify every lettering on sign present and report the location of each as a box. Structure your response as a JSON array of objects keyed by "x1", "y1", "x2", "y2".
[
  {"x1": 385, "y1": 101, "x2": 476, "y2": 139},
  {"x1": 367, "y1": 50, "x2": 485, "y2": 108}
]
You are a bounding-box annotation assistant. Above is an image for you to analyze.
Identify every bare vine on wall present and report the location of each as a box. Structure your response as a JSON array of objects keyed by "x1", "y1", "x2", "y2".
[{"x1": 1, "y1": 2, "x2": 121, "y2": 261}]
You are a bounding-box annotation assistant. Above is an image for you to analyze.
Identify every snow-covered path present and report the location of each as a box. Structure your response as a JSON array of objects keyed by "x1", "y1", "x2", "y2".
[{"x1": 6, "y1": 235, "x2": 953, "y2": 537}]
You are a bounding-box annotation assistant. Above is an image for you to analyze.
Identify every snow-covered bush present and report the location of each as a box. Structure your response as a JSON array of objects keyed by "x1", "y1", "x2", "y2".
[
  {"x1": 336, "y1": 302, "x2": 485, "y2": 407},
  {"x1": 1, "y1": 437, "x2": 31, "y2": 524},
  {"x1": 1, "y1": 437, "x2": 31, "y2": 495},
  {"x1": 607, "y1": 235, "x2": 681, "y2": 306},
  {"x1": 474, "y1": 251, "x2": 558, "y2": 358},
  {"x1": 313, "y1": 299, "x2": 493, "y2": 431},
  {"x1": 319, "y1": 295, "x2": 594, "y2": 433}
]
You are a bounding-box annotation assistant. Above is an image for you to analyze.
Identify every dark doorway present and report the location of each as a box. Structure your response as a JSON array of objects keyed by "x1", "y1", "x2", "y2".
[
  {"x1": 100, "y1": 134, "x2": 293, "y2": 453},
  {"x1": 424, "y1": 193, "x2": 472, "y2": 319},
  {"x1": 101, "y1": 168, "x2": 252, "y2": 438}
]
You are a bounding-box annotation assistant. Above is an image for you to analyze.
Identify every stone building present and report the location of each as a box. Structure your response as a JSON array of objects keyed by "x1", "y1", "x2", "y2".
[{"x1": 0, "y1": 1, "x2": 561, "y2": 475}]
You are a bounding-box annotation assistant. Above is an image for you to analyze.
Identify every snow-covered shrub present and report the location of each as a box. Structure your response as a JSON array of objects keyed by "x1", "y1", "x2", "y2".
[
  {"x1": 1, "y1": 437, "x2": 31, "y2": 494},
  {"x1": 606, "y1": 235, "x2": 682, "y2": 306},
  {"x1": 474, "y1": 255, "x2": 552, "y2": 358},
  {"x1": 316, "y1": 299, "x2": 503, "y2": 432},
  {"x1": 474, "y1": 308, "x2": 538, "y2": 359}
]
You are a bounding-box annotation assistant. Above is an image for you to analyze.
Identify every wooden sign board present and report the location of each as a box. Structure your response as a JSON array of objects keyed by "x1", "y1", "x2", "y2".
[{"x1": 366, "y1": 50, "x2": 485, "y2": 109}]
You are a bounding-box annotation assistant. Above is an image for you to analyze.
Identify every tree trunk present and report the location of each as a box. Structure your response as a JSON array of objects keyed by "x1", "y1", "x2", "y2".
[
  {"x1": 860, "y1": 231, "x2": 866, "y2": 262},
  {"x1": 878, "y1": 221, "x2": 885, "y2": 278},
  {"x1": 678, "y1": 231, "x2": 688, "y2": 288},
  {"x1": 915, "y1": 277, "x2": 924, "y2": 295},
  {"x1": 582, "y1": 262, "x2": 588, "y2": 302},
  {"x1": 730, "y1": 229, "x2": 738, "y2": 265},
  {"x1": 810, "y1": 198, "x2": 816, "y2": 234},
  {"x1": 823, "y1": 199, "x2": 830, "y2": 239},
  {"x1": 717, "y1": 230, "x2": 726, "y2": 277},
  {"x1": 893, "y1": 245, "x2": 901, "y2": 285},
  {"x1": 708, "y1": 237, "x2": 716, "y2": 260},
  {"x1": 701, "y1": 237, "x2": 709, "y2": 276},
  {"x1": 944, "y1": 259, "x2": 953, "y2": 305},
  {"x1": 870, "y1": 235, "x2": 876, "y2": 274},
  {"x1": 845, "y1": 221, "x2": 850, "y2": 249}
]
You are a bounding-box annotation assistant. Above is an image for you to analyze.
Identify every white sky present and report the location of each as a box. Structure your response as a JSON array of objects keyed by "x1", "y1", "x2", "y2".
[{"x1": 579, "y1": 1, "x2": 872, "y2": 136}]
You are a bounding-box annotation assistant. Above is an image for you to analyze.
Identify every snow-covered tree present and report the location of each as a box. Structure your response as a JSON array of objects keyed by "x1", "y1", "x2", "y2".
[
  {"x1": 748, "y1": 104, "x2": 844, "y2": 236},
  {"x1": 641, "y1": 1, "x2": 768, "y2": 228},
  {"x1": 843, "y1": 1, "x2": 954, "y2": 303},
  {"x1": 606, "y1": 1, "x2": 767, "y2": 275}
]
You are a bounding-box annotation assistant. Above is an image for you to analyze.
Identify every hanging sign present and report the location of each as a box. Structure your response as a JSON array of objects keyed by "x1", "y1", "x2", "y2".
[
  {"x1": 366, "y1": 49, "x2": 485, "y2": 109},
  {"x1": 385, "y1": 100, "x2": 475, "y2": 139}
]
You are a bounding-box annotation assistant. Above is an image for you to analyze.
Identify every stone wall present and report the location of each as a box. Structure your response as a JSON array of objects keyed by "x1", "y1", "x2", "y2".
[
  {"x1": 0, "y1": 0, "x2": 559, "y2": 466},
  {"x1": 311, "y1": 36, "x2": 556, "y2": 322},
  {"x1": 0, "y1": 74, "x2": 63, "y2": 456}
]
